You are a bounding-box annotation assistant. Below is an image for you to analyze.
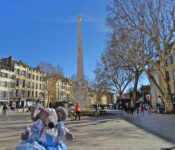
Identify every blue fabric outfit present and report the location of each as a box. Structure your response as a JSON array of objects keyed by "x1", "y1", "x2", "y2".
[{"x1": 16, "y1": 120, "x2": 67, "y2": 150}]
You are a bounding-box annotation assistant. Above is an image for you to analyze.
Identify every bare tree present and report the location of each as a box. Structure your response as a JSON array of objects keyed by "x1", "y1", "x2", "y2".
[
  {"x1": 55, "y1": 65, "x2": 64, "y2": 76},
  {"x1": 46, "y1": 74, "x2": 60, "y2": 107},
  {"x1": 107, "y1": 0, "x2": 175, "y2": 112},
  {"x1": 38, "y1": 62, "x2": 63, "y2": 107},
  {"x1": 38, "y1": 62, "x2": 64, "y2": 76},
  {"x1": 94, "y1": 50, "x2": 134, "y2": 98},
  {"x1": 107, "y1": 30, "x2": 145, "y2": 105},
  {"x1": 38, "y1": 62, "x2": 55, "y2": 76}
]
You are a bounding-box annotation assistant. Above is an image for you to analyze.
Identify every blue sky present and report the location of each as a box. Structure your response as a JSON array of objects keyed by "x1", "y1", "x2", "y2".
[
  {"x1": 0, "y1": 0, "x2": 109, "y2": 79},
  {"x1": 0, "y1": 0, "x2": 149, "y2": 87}
]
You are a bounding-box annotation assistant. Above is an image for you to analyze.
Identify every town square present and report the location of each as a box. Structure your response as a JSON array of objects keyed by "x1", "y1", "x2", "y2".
[
  {"x1": 0, "y1": 110, "x2": 175, "y2": 150},
  {"x1": 0, "y1": 0, "x2": 175, "y2": 150}
]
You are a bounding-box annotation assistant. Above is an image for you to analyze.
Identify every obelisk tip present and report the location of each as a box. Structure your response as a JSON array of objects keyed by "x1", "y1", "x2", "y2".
[{"x1": 78, "y1": 16, "x2": 82, "y2": 23}]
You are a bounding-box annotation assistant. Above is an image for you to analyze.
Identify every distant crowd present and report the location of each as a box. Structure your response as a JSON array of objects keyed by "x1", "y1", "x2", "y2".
[{"x1": 91, "y1": 101, "x2": 165, "y2": 114}]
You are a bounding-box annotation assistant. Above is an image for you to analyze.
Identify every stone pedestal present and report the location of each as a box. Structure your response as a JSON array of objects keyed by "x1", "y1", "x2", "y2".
[{"x1": 73, "y1": 80, "x2": 89, "y2": 111}]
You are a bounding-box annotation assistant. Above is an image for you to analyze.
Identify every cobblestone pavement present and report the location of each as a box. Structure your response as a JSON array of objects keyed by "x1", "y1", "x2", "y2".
[{"x1": 0, "y1": 110, "x2": 174, "y2": 150}]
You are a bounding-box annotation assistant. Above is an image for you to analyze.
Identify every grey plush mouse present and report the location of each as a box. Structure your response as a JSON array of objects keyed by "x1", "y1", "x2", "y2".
[{"x1": 17, "y1": 105, "x2": 73, "y2": 150}]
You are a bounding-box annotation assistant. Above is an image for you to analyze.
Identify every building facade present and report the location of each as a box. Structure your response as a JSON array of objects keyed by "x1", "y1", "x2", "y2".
[
  {"x1": 0, "y1": 56, "x2": 47, "y2": 107},
  {"x1": 149, "y1": 55, "x2": 175, "y2": 106},
  {"x1": 140, "y1": 85, "x2": 151, "y2": 103},
  {"x1": 0, "y1": 65, "x2": 15, "y2": 106},
  {"x1": 48, "y1": 76, "x2": 74, "y2": 106},
  {"x1": 88, "y1": 89, "x2": 113, "y2": 105}
]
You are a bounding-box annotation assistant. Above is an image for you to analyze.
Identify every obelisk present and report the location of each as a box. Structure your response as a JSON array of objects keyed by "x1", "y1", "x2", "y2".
[
  {"x1": 77, "y1": 16, "x2": 84, "y2": 82},
  {"x1": 73, "y1": 16, "x2": 89, "y2": 110}
]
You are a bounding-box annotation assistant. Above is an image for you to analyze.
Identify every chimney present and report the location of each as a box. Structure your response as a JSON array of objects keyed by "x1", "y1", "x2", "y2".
[
  {"x1": 19, "y1": 60, "x2": 22, "y2": 63},
  {"x1": 9, "y1": 56, "x2": 13, "y2": 60},
  {"x1": 9, "y1": 56, "x2": 13, "y2": 67}
]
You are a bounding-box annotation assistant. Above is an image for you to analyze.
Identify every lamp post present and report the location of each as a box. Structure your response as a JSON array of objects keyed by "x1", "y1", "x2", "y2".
[{"x1": 23, "y1": 69, "x2": 28, "y2": 112}]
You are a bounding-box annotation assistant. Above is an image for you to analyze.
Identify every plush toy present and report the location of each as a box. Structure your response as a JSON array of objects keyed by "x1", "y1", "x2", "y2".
[{"x1": 16, "y1": 105, "x2": 73, "y2": 150}]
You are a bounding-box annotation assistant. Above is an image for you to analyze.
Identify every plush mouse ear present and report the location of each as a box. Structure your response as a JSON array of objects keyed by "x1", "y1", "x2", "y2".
[
  {"x1": 31, "y1": 105, "x2": 43, "y2": 121},
  {"x1": 56, "y1": 107, "x2": 68, "y2": 121}
]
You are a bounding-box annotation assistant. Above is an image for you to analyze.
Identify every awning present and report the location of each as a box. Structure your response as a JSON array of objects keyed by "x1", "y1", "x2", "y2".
[
  {"x1": 56, "y1": 99, "x2": 68, "y2": 102},
  {"x1": 0, "y1": 99, "x2": 9, "y2": 102}
]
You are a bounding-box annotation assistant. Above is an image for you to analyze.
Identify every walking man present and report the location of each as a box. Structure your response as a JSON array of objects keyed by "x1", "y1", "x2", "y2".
[
  {"x1": 3, "y1": 104, "x2": 7, "y2": 115},
  {"x1": 75, "y1": 103, "x2": 80, "y2": 120}
]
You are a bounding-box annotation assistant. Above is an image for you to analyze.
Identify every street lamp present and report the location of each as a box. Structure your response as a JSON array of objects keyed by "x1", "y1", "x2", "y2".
[{"x1": 23, "y1": 69, "x2": 28, "y2": 112}]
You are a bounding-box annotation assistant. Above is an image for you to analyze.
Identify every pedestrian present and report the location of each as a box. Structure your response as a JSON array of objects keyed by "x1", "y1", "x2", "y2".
[
  {"x1": 3, "y1": 104, "x2": 7, "y2": 115},
  {"x1": 129, "y1": 104, "x2": 134, "y2": 114},
  {"x1": 140, "y1": 103, "x2": 144, "y2": 114},
  {"x1": 135, "y1": 101, "x2": 140, "y2": 114},
  {"x1": 148, "y1": 105, "x2": 152, "y2": 114},
  {"x1": 75, "y1": 103, "x2": 80, "y2": 120},
  {"x1": 94, "y1": 104, "x2": 98, "y2": 112},
  {"x1": 125, "y1": 103, "x2": 129, "y2": 114}
]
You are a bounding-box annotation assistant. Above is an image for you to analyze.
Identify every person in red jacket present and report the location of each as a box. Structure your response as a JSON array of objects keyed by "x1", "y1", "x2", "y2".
[
  {"x1": 75, "y1": 103, "x2": 80, "y2": 120},
  {"x1": 140, "y1": 103, "x2": 144, "y2": 114}
]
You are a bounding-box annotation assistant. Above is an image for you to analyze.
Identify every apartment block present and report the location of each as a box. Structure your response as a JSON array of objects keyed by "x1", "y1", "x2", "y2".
[
  {"x1": 0, "y1": 65, "x2": 15, "y2": 106},
  {"x1": 48, "y1": 76, "x2": 74, "y2": 106},
  {"x1": 0, "y1": 56, "x2": 47, "y2": 107}
]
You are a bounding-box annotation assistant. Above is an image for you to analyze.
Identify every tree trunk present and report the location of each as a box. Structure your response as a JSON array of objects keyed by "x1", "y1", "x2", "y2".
[
  {"x1": 164, "y1": 77, "x2": 174, "y2": 113},
  {"x1": 131, "y1": 71, "x2": 140, "y2": 106}
]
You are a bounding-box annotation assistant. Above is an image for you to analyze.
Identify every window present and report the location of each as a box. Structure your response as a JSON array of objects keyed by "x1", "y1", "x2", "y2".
[
  {"x1": 1, "y1": 91, "x2": 6, "y2": 98},
  {"x1": 22, "y1": 80, "x2": 25, "y2": 88},
  {"x1": 16, "y1": 79, "x2": 19, "y2": 86},
  {"x1": 32, "y1": 91, "x2": 34, "y2": 98},
  {"x1": 28, "y1": 82, "x2": 31, "y2": 88},
  {"x1": 20, "y1": 79, "x2": 23, "y2": 85},
  {"x1": 15, "y1": 69, "x2": 19, "y2": 75},
  {"x1": 32, "y1": 83, "x2": 34, "y2": 89},
  {"x1": 33, "y1": 75, "x2": 35, "y2": 80},
  {"x1": 6, "y1": 92, "x2": 11, "y2": 98},
  {"x1": 42, "y1": 84, "x2": 45, "y2": 90},
  {"x1": 23, "y1": 71, "x2": 26, "y2": 76},
  {"x1": 40, "y1": 92, "x2": 45, "y2": 98},
  {"x1": 20, "y1": 90, "x2": 24, "y2": 97},
  {"x1": 1, "y1": 72, "x2": 8, "y2": 78},
  {"x1": 11, "y1": 83, "x2": 15, "y2": 88}
]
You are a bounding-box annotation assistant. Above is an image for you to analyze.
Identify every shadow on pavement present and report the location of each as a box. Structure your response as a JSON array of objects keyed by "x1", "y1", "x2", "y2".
[
  {"x1": 73, "y1": 111, "x2": 175, "y2": 145},
  {"x1": 160, "y1": 146, "x2": 175, "y2": 150},
  {"x1": 118, "y1": 111, "x2": 175, "y2": 145}
]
